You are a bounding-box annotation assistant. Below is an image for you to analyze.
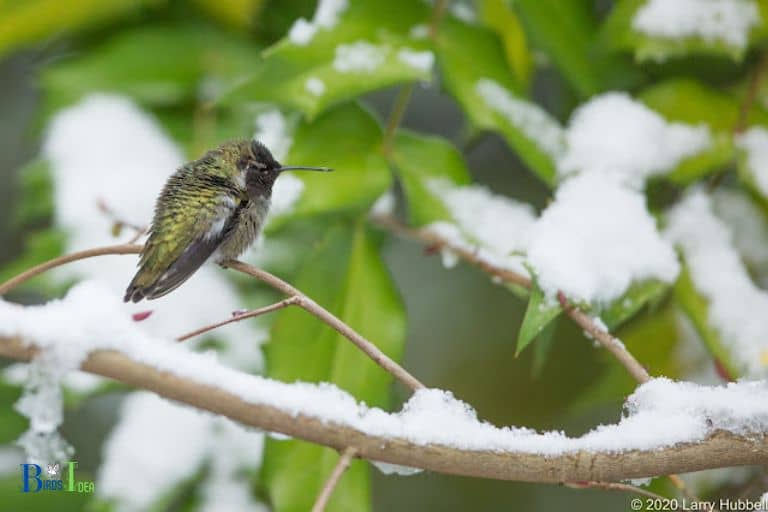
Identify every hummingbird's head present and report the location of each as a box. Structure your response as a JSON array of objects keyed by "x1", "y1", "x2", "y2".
[{"x1": 241, "y1": 139, "x2": 333, "y2": 198}]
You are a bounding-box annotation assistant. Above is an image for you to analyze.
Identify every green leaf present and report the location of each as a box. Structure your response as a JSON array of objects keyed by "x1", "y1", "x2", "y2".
[
  {"x1": 477, "y1": 0, "x2": 533, "y2": 91},
  {"x1": 515, "y1": 0, "x2": 643, "y2": 98},
  {"x1": 390, "y1": 130, "x2": 472, "y2": 226},
  {"x1": 42, "y1": 24, "x2": 263, "y2": 109},
  {"x1": 674, "y1": 265, "x2": 741, "y2": 378},
  {"x1": 268, "y1": 102, "x2": 390, "y2": 228},
  {"x1": 602, "y1": 0, "x2": 767, "y2": 62},
  {"x1": 640, "y1": 79, "x2": 768, "y2": 130},
  {"x1": 517, "y1": 281, "x2": 561, "y2": 356},
  {"x1": 437, "y1": 16, "x2": 563, "y2": 185},
  {"x1": 0, "y1": 0, "x2": 158, "y2": 57},
  {"x1": 600, "y1": 280, "x2": 669, "y2": 330},
  {"x1": 262, "y1": 220, "x2": 406, "y2": 512},
  {"x1": 220, "y1": 1, "x2": 432, "y2": 118},
  {"x1": 531, "y1": 315, "x2": 558, "y2": 377}
]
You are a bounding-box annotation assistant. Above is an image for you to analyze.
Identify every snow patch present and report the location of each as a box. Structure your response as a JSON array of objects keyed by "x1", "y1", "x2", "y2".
[
  {"x1": 397, "y1": 48, "x2": 434, "y2": 72},
  {"x1": 305, "y1": 76, "x2": 326, "y2": 97},
  {"x1": 333, "y1": 41, "x2": 386, "y2": 73},
  {"x1": 633, "y1": 0, "x2": 760, "y2": 51},
  {"x1": 666, "y1": 190, "x2": 768, "y2": 376},
  {"x1": 558, "y1": 92, "x2": 711, "y2": 187},
  {"x1": 288, "y1": 0, "x2": 349, "y2": 46},
  {"x1": 527, "y1": 173, "x2": 679, "y2": 304},
  {"x1": 476, "y1": 78, "x2": 565, "y2": 160}
]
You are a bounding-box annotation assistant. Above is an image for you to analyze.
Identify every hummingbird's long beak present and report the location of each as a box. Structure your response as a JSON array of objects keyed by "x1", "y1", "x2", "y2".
[{"x1": 279, "y1": 166, "x2": 333, "y2": 172}]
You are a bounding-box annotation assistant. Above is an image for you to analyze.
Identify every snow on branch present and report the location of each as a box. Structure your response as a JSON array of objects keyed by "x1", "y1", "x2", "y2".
[{"x1": 0, "y1": 282, "x2": 767, "y2": 482}]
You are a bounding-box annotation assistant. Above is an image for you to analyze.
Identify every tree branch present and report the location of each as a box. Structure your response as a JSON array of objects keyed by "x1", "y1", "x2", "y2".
[
  {"x1": 311, "y1": 447, "x2": 358, "y2": 512},
  {"x1": 0, "y1": 244, "x2": 143, "y2": 296},
  {"x1": 176, "y1": 296, "x2": 300, "y2": 342},
  {"x1": 0, "y1": 244, "x2": 425, "y2": 391},
  {"x1": 370, "y1": 214, "x2": 647, "y2": 380},
  {"x1": 0, "y1": 336, "x2": 765, "y2": 483},
  {"x1": 221, "y1": 260, "x2": 425, "y2": 391}
]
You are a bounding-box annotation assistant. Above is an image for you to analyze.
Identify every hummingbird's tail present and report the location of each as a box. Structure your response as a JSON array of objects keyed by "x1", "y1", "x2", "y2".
[{"x1": 124, "y1": 234, "x2": 221, "y2": 303}]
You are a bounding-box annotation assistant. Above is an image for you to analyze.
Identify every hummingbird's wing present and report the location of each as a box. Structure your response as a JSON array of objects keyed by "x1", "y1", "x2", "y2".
[{"x1": 124, "y1": 168, "x2": 245, "y2": 302}]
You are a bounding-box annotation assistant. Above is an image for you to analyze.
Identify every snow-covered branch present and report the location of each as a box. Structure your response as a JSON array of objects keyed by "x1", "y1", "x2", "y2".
[{"x1": 0, "y1": 334, "x2": 766, "y2": 483}]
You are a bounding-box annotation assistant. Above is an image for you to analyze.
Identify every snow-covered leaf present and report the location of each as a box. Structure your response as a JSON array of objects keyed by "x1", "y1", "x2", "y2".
[
  {"x1": 220, "y1": 1, "x2": 433, "y2": 118},
  {"x1": 437, "y1": 16, "x2": 561, "y2": 184},
  {"x1": 602, "y1": 0, "x2": 767, "y2": 62},
  {"x1": 674, "y1": 266, "x2": 741, "y2": 378},
  {"x1": 263, "y1": 221, "x2": 405, "y2": 512}
]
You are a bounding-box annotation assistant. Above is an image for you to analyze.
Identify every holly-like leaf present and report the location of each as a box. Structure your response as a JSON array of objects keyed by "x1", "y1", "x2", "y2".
[
  {"x1": 220, "y1": 1, "x2": 433, "y2": 118},
  {"x1": 262, "y1": 221, "x2": 406, "y2": 512},
  {"x1": 602, "y1": 0, "x2": 768, "y2": 62},
  {"x1": 390, "y1": 130, "x2": 472, "y2": 226},
  {"x1": 517, "y1": 280, "x2": 561, "y2": 356}
]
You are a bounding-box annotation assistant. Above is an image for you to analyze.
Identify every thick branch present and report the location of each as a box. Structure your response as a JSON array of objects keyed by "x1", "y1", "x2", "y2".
[{"x1": 0, "y1": 336, "x2": 765, "y2": 483}]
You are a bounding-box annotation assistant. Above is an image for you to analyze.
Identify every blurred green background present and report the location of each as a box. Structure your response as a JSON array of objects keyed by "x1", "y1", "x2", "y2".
[{"x1": 1, "y1": 0, "x2": 766, "y2": 511}]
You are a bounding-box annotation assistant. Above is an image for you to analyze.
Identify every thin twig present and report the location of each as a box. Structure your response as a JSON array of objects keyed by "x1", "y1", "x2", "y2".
[
  {"x1": 557, "y1": 292, "x2": 651, "y2": 384},
  {"x1": 176, "y1": 296, "x2": 300, "y2": 342},
  {"x1": 222, "y1": 259, "x2": 426, "y2": 392},
  {"x1": 735, "y1": 52, "x2": 768, "y2": 135},
  {"x1": 381, "y1": 85, "x2": 415, "y2": 156},
  {"x1": 311, "y1": 447, "x2": 358, "y2": 512},
  {"x1": 0, "y1": 244, "x2": 143, "y2": 296},
  {"x1": 564, "y1": 480, "x2": 667, "y2": 500},
  {"x1": 96, "y1": 198, "x2": 145, "y2": 234}
]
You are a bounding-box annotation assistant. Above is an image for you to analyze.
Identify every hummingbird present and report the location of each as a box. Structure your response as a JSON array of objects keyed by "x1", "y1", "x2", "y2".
[{"x1": 124, "y1": 139, "x2": 331, "y2": 303}]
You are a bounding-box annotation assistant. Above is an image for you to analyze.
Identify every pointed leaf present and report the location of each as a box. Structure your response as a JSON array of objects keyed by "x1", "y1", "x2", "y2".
[{"x1": 517, "y1": 282, "x2": 561, "y2": 356}]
